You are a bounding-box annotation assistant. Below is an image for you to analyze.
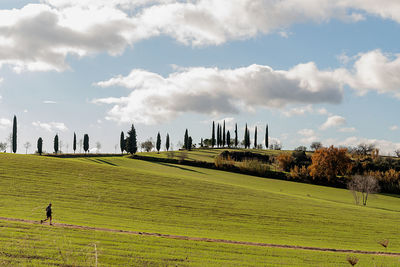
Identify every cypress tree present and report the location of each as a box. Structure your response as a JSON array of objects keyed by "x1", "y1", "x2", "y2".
[
  {"x1": 188, "y1": 136, "x2": 192, "y2": 151},
  {"x1": 83, "y1": 134, "x2": 89, "y2": 153},
  {"x1": 73, "y1": 132, "x2": 77, "y2": 153},
  {"x1": 227, "y1": 131, "x2": 231, "y2": 148},
  {"x1": 126, "y1": 124, "x2": 137, "y2": 155},
  {"x1": 200, "y1": 138, "x2": 203, "y2": 147},
  {"x1": 37, "y1": 137, "x2": 43, "y2": 155},
  {"x1": 216, "y1": 124, "x2": 219, "y2": 147},
  {"x1": 166, "y1": 133, "x2": 170, "y2": 151},
  {"x1": 244, "y1": 124, "x2": 248, "y2": 149},
  {"x1": 156, "y1": 132, "x2": 161, "y2": 153},
  {"x1": 184, "y1": 129, "x2": 189, "y2": 150},
  {"x1": 219, "y1": 124, "x2": 222, "y2": 147},
  {"x1": 120, "y1": 131, "x2": 125, "y2": 154},
  {"x1": 212, "y1": 121, "x2": 215, "y2": 148},
  {"x1": 265, "y1": 124, "x2": 269, "y2": 149},
  {"x1": 12, "y1": 115, "x2": 17, "y2": 153},
  {"x1": 247, "y1": 128, "x2": 251, "y2": 149},
  {"x1": 223, "y1": 120, "x2": 226, "y2": 147},
  {"x1": 234, "y1": 123, "x2": 238, "y2": 148},
  {"x1": 54, "y1": 134, "x2": 59, "y2": 154},
  {"x1": 254, "y1": 126, "x2": 257, "y2": 149}
]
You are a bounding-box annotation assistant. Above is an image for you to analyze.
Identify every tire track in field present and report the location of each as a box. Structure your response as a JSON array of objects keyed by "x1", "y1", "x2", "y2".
[{"x1": 0, "y1": 216, "x2": 398, "y2": 257}]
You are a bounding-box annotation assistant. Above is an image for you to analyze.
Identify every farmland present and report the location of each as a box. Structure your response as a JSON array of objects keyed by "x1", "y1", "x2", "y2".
[{"x1": 1, "y1": 153, "x2": 400, "y2": 265}]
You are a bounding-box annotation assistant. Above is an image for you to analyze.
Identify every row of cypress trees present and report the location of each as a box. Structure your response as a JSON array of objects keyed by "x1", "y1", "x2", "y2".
[
  {"x1": 36, "y1": 133, "x2": 90, "y2": 155},
  {"x1": 211, "y1": 121, "x2": 269, "y2": 149}
]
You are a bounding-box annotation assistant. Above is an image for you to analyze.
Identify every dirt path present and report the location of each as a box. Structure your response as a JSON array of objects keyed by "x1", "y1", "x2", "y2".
[{"x1": 0, "y1": 216, "x2": 398, "y2": 257}]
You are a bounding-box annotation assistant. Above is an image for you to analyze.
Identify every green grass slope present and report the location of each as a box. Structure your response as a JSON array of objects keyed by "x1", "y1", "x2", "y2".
[{"x1": 1, "y1": 153, "x2": 400, "y2": 265}]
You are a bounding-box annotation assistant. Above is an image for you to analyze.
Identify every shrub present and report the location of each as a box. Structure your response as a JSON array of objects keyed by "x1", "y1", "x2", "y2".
[
  {"x1": 276, "y1": 153, "x2": 294, "y2": 172},
  {"x1": 290, "y1": 165, "x2": 309, "y2": 180}
]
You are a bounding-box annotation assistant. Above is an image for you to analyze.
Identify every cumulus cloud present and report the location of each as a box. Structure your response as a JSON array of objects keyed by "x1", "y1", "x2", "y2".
[
  {"x1": 94, "y1": 63, "x2": 345, "y2": 124},
  {"x1": 320, "y1": 115, "x2": 346, "y2": 130},
  {"x1": 43, "y1": 100, "x2": 57, "y2": 104},
  {"x1": 390, "y1": 125, "x2": 399, "y2": 131},
  {"x1": 298, "y1": 128, "x2": 318, "y2": 144},
  {"x1": 338, "y1": 127, "x2": 357, "y2": 133},
  {"x1": 0, "y1": 118, "x2": 11, "y2": 128},
  {"x1": 1, "y1": 1, "x2": 400, "y2": 71},
  {"x1": 32, "y1": 121, "x2": 68, "y2": 132},
  {"x1": 327, "y1": 136, "x2": 400, "y2": 156}
]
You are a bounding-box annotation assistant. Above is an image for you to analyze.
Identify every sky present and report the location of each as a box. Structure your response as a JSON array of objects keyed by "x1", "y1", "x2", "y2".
[{"x1": 0, "y1": 0, "x2": 400, "y2": 154}]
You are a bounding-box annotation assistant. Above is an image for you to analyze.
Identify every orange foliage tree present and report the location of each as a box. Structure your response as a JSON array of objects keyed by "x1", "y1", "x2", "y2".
[
  {"x1": 309, "y1": 146, "x2": 352, "y2": 181},
  {"x1": 276, "y1": 153, "x2": 294, "y2": 172}
]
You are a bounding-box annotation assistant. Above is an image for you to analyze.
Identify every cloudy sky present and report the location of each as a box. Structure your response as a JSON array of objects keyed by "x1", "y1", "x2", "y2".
[{"x1": 1, "y1": 0, "x2": 400, "y2": 154}]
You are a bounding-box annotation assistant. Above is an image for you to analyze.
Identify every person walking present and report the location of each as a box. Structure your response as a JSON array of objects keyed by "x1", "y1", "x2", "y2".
[{"x1": 40, "y1": 203, "x2": 53, "y2": 225}]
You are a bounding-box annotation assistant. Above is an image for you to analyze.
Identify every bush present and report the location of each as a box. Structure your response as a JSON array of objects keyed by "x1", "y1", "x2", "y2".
[
  {"x1": 290, "y1": 165, "x2": 309, "y2": 180},
  {"x1": 276, "y1": 153, "x2": 294, "y2": 172}
]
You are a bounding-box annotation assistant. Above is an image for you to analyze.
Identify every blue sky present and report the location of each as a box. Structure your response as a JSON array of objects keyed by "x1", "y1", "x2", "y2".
[{"x1": 0, "y1": 1, "x2": 400, "y2": 154}]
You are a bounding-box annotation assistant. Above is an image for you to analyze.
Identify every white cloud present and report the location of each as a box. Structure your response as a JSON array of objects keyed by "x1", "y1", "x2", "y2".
[
  {"x1": 1, "y1": 1, "x2": 400, "y2": 71},
  {"x1": 390, "y1": 125, "x2": 399, "y2": 131},
  {"x1": 0, "y1": 118, "x2": 11, "y2": 128},
  {"x1": 298, "y1": 128, "x2": 315, "y2": 137},
  {"x1": 32, "y1": 121, "x2": 68, "y2": 132},
  {"x1": 320, "y1": 115, "x2": 346, "y2": 130},
  {"x1": 343, "y1": 50, "x2": 400, "y2": 97},
  {"x1": 298, "y1": 128, "x2": 318, "y2": 144},
  {"x1": 338, "y1": 127, "x2": 357, "y2": 133},
  {"x1": 43, "y1": 100, "x2": 57, "y2": 104},
  {"x1": 326, "y1": 136, "x2": 400, "y2": 156},
  {"x1": 94, "y1": 63, "x2": 344, "y2": 124},
  {"x1": 282, "y1": 105, "x2": 313, "y2": 117}
]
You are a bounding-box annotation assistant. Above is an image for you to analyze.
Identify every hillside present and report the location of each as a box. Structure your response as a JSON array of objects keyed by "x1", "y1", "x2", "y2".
[{"x1": 1, "y1": 153, "x2": 400, "y2": 265}]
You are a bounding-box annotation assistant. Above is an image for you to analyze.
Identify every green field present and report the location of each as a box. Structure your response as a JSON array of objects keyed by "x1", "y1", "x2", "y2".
[{"x1": 1, "y1": 153, "x2": 400, "y2": 265}]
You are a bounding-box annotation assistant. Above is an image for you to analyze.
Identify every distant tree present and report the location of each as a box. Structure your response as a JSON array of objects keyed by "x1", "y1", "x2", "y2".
[
  {"x1": 348, "y1": 175, "x2": 380, "y2": 206},
  {"x1": 395, "y1": 149, "x2": 400, "y2": 158},
  {"x1": 310, "y1": 141, "x2": 322, "y2": 151},
  {"x1": 37, "y1": 137, "x2": 43, "y2": 155},
  {"x1": 203, "y1": 138, "x2": 212, "y2": 147},
  {"x1": 184, "y1": 129, "x2": 189, "y2": 150},
  {"x1": 156, "y1": 132, "x2": 161, "y2": 153},
  {"x1": 0, "y1": 142, "x2": 7, "y2": 152},
  {"x1": 73, "y1": 132, "x2": 77, "y2": 153},
  {"x1": 254, "y1": 126, "x2": 257, "y2": 149},
  {"x1": 12, "y1": 115, "x2": 17, "y2": 153},
  {"x1": 200, "y1": 138, "x2": 204, "y2": 147},
  {"x1": 54, "y1": 134, "x2": 59, "y2": 154},
  {"x1": 188, "y1": 136, "x2": 193, "y2": 151},
  {"x1": 355, "y1": 143, "x2": 375, "y2": 156},
  {"x1": 227, "y1": 131, "x2": 231, "y2": 148},
  {"x1": 83, "y1": 134, "x2": 89, "y2": 153},
  {"x1": 309, "y1": 146, "x2": 351, "y2": 181},
  {"x1": 24, "y1": 142, "x2": 31, "y2": 154},
  {"x1": 269, "y1": 140, "x2": 282, "y2": 150},
  {"x1": 246, "y1": 128, "x2": 251, "y2": 149},
  {"x1": 244, "y1": 124, "x2": 248, "y2": 149},
  {"x1": 120, "y1": 131, "x2": 125, "y2": 154},
  {"x1": 223, "y1": 120, "x2": 226, "y2": 147},
  {"x1": 212, "y1": 121, "x2": 215, "y2": 148},
  {"x1": 295, "y1": 146, "x2": 307, "y2": 152},
  {"x1": 125, "y1": 124, "x2": 138, "y2": 155},
  {"x1": 234, "y1": 123, "x2": 238, "y2": 148},
  {"x1": 265, "y1": 124, "x2": 269, "y2": 150},
  {"x1": 217, "y1": 124, "x2": 220, "y2": 147},
  {"x1": 141, "y1": 139, "x2": 154, "y2": 152},
  {"x1": 96, "y1": 141, "x2": 101, "y2": 152},
  {"x1": 166, "y1": 133, "x2": 170, "y2": 151}
]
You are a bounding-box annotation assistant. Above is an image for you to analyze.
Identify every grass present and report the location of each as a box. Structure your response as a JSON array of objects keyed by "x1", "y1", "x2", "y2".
[
  {"x1": 1, "y1": 153, "x2": 400, "y2": 265},
  {"x1": 1, "y1": 220, "x2": 399, "y2": 266}
]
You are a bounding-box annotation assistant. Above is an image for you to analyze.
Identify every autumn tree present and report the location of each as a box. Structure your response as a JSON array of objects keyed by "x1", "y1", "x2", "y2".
[
  {"x1": 277, "y1": 153, "x2": 294, "y2": 172},
  {"x1": 309, "y1": 146, "x2": 352, "y2": 181}
]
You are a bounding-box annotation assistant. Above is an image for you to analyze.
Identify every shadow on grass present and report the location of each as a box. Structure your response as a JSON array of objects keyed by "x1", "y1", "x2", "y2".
[
  {"x1": 154, "y1": 162, "x2": 206, "y2": 174},
  {"x1": 86, "y1": 158, "x2": 118, "y2": 167}
]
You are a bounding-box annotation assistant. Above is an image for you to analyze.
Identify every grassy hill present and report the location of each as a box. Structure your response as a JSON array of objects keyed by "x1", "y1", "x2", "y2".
[{"x1": 1, "y1": 153, "x2": 400, "y2": 265}]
